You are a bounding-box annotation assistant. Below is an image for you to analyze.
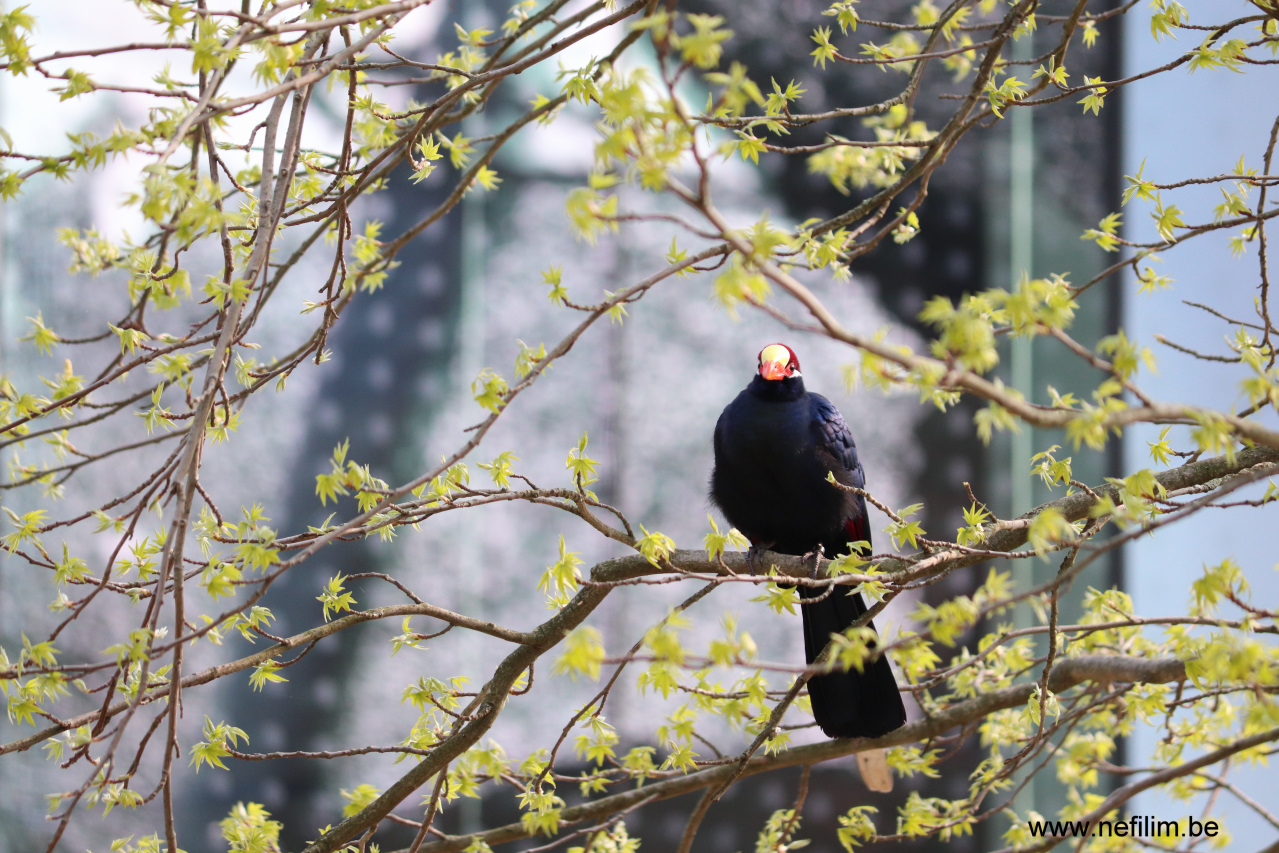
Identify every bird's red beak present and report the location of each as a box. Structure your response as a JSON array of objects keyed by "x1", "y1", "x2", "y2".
[{"x1": 759, "y1": 357, "x2": 788, "y2": 381}]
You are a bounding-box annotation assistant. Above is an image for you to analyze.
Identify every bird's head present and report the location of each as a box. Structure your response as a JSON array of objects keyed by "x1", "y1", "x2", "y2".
[{"x1": 757, "y1": 343, "x2": 801, "y2": 382}]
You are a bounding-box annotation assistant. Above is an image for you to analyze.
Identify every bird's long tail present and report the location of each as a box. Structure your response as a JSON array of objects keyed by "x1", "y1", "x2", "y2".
[{"x1": 799, "y1": 585, "x2": 906, "y2": 739}]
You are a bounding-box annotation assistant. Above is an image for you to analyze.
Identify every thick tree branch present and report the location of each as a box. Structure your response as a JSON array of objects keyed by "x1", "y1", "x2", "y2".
[{"x1": 409, "y1": 655, "x2": 1189, "y2": 853}]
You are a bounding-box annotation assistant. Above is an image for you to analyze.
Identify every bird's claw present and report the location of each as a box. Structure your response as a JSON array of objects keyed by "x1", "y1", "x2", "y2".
[
  {"x1": 802, "y1": 545, "x2": 825, "y2": 580},
  {"x1": 745, "y1": 542, "x2": 773, "y2": 577}
]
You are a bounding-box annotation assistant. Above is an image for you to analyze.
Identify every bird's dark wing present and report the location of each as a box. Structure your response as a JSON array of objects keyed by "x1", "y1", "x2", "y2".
[
  {"x1": 810, "y1": 393, "x2": 871, "y2": 554},
  {"x1": 811, "y1": 393, "x2": 860, "y2": 478},
  {"x1": 803, "y1": 396, "x2": 902, "y2": 737}
]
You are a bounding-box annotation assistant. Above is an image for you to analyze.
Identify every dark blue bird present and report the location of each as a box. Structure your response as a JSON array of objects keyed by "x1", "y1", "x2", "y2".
[{"x1": 711, "y1": 343, "x2": 906, "y2": 739}]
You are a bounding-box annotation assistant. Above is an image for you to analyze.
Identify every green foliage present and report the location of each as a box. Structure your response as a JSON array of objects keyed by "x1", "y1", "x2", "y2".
[
  {"x1": 1190, "y1": 411, "x2": 1237, "y2": 460},
  {"x1": 754, "y1": 808, "x2": 808, "y2": 852},
  {"x1": 573, "y1": 714, "x2": 619, "y2": 767},
  {"x1": 886, "y1": 502, "x2": 926, "y2": 550},
  {"x1": 887, "y1": 746, "x2": 942, "y2": 779},
  {"x1": 317, "y1": 573, "x2": 357, "y2": 622},
  {"x1": 672, "y1": 14, "x2": 733, "y2": 70},
  {"x1": 635, "y1": 525, "x2": 675, "y2": 566},
  {"x1": 807, "y1": 105, "x2": 933, "y2": 194},
  {"x1": 1078, "y1": 76, "x2": 1108, "y2": 115},
  {"x1": 1081, "y1": 211, "x2": 1122, "y2": 252},
  {"x1": 837, "y1": 805, "x2": 879, "y2": 849},
  {"x1": 565, "y1": 187, "x2": 619, "y2": 243},
  {"x1": 20, "y1": 313, "x2": 60, "y2": 354},
  {"x1": 911, "y1": 568, "x2": 1012, "y2": 648},
  {"x1": 1190, "y1": 557, "x2": 1249, "y2": 616},
  {"x1": 566, "y1": 432, "x2": 599, "y2": 491},
  {"x1": 811, "y1": 26, "x2": 839, "y2": 70},
  {"x1": 919, "y1": 293, "x2": 1000, "y2": 372},
  {"x1": 518, "y1": 784, "x2": 566, "y2": 837},
  {"x1": 714, "y1": 256, "x2": 772, "y2": 314},
  {"x1": 1030, "y1": 445, "x2": 1073, "y2": 489},
  {"x1": 985, "y1": 75, "x2": 1027, "y2": 118},
  {"x1": 704, "y1": 514, "x2": 750, "y2": 560},
  {"x1": 753, "y1": 580, "x2": 800, "y2": 615},
  {"x1": 479, "y1": 450, "x2": 520, "y2": 488},
  {"x1": 472, "y1": 368, "x2": 509, "y2": 413},
  {"x1": 897, "y1": 791, "x2": 974, "y2": 840},
  {"x1": 543, "y1": 265, "x2": 568, "y2": 305},
  {"x1": 248, "y1": 660, "x2": 288, "y2": 691},
  {"x1": 955, "y1": 503, "x2": 991, "y2": 546},
  {"x1": 567, "y1": 821, "x2": 639, "y2": 852},
  {"x1": 554, "y1": 626, "x2": 605, "y2": 681},
  {"x1": 539, "y1": 536, "x2": 584, "y2": 607},
  {"x1": 1025, "y1": 507, "x2": 1077, "y2": 555},
  {"x1": 340, "y1": 784, "x2": 381, "y2": 818},
  {"x1": 1152, "y1": 195, "x2": 1186, "y2": 242},
  {"x1": 220, "y1": 802, "x2": 283, "y2": 853},
  {"x1": 191, "y1": 718, "x2": 249, "y2": 772},
  {"x1": 1147, "y1": 425, "x2": 1175, "y2": 465}
]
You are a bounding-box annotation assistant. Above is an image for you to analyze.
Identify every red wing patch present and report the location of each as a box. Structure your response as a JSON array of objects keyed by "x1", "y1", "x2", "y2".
[{"x1": 843, "y1": 515, "x2": 869, "y2": 553}]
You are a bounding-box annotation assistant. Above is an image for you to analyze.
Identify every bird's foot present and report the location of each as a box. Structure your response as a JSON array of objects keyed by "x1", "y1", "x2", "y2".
[
  {"x1": 802, "y1": 545, "x2": 825, "y2": 580},
  {"x1": 745, "y1": 542, "x2": 774, "y2": 576}
]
